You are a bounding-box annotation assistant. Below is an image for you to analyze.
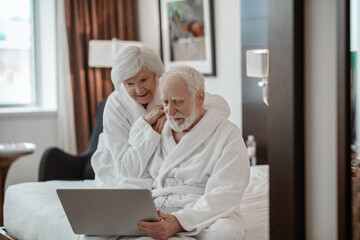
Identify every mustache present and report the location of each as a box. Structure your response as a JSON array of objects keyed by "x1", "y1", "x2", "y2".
[{"x1": 166, "y1": 112, "x2": 186, "y2": 119}]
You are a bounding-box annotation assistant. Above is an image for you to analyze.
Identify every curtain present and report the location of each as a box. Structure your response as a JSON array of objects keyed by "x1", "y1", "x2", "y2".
[
  {"x1": 65, "y1": 0, "x2": 137, "y2": 153},
  {"x1": 56, "y1": 0, "x2": 77, "y2": 155}
]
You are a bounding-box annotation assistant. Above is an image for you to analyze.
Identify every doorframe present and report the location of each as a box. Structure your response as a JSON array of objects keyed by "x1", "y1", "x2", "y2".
[
  {"x1": 337, "y1": 0, "x2": 352, "y2": 239},
  {"x1": 268, "y1": 1, "x2": 305, "y2": 239}
]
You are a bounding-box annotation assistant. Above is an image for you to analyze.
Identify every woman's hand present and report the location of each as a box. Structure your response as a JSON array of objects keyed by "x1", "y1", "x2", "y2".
[
  {"x1": 144, "y1": 105, "x2": 165, "y2": 126},
  {"x1": 153, "y1": 115, "x2": 167, "y2": 134}
]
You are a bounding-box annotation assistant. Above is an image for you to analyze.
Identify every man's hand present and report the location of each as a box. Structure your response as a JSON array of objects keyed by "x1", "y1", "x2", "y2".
[
  {"x1": 152, "y1": 115, "x2": 167, "y2": 134},
  {"x1": 144, "y1": 105, "x2": 165, "y2": 126},
  {"x1": 138, "y1": 210, "x2": 184, "y2": 240}
]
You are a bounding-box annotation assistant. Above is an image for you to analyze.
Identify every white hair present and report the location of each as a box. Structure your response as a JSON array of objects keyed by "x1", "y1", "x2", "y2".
[
  {"x1": 111, "y1": 45, "x2": 164, "y2": 91},
  {"x1": 160, "y1": 64, "x2": 205, "y2": 96}
]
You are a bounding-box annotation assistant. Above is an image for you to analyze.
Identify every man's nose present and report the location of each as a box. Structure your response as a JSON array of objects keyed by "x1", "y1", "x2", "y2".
[{"x1": 167, "y1": 102, "x2": 176, "y2": 116}]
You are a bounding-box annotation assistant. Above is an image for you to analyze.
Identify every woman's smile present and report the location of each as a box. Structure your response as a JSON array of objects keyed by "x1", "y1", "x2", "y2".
[{"x1": 136, "y1": 91, "x2": 149, "y2": 97}]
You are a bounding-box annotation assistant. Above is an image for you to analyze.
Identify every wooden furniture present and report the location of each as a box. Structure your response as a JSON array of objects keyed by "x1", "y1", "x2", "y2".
[
  {"x1": 0, "y1": 227, "x2": 17, "y2": 240},
  {"x1": 337, "y1": 0, "x2": 352, "y2": 238},
  {"x1": 352, "y1": 164, "x2": 360, "y2": 239},
  {"x1": 267, "y1": 1, "x2": 305, "y2": 239},
  {"x1": 0, "y1": 143, "x2": 35, "y2": 226}
]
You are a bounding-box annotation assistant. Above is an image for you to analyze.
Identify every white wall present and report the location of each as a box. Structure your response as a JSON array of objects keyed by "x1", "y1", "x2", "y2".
[
  {"x1": 137, "y1": 0, "x2": 161, "y2": 56},
  {"x1": 137, "y1": 0, "x2": 242, "y2": 129},
  {"x1": 305, "y1": 0, "x2": 337, "y2": 239},
  {"x1": 0, "y1": 112, "x2": 58, "y2": 187}
]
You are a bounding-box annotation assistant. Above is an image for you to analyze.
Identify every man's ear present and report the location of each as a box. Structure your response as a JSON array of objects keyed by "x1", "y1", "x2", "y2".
[{"x1": 195, "y1": 89, "x2": 205, "y2": 106}]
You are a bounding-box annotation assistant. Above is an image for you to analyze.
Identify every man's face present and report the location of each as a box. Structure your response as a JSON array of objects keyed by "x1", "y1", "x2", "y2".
[
  {"x1": 123, "y1": 68, "x2": 157, "y2": 105},
  {"x1": 160, "y1": 75, "x2": 198, "y2": 132}
]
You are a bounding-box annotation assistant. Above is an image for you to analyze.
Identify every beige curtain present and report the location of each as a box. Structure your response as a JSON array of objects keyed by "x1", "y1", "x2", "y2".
[{"x1": 57, "y1": 0, "x2": 77, "y2": 155}]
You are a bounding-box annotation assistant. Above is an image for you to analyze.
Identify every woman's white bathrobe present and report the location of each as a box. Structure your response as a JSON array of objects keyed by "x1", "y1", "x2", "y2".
[
  {"x1": 91, "y1": 84, "x2": 231, "y2": 188},
  {"x1": 125, "y1": 108, "x2": 250, "y2": 238}
]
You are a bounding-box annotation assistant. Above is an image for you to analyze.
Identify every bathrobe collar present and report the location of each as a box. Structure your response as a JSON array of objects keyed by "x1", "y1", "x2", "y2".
[{"x1": 156, "y1": 109, "x2": 224, "y2": 188}]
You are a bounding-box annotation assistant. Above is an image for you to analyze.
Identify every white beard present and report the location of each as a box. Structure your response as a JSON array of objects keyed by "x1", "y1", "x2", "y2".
[{"x1": 167, "y1": 103, "x2": 197, "y2": 132}]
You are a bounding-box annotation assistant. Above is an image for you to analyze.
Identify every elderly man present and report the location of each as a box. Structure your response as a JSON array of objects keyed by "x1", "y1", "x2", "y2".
[{"x1": 137, "y1": 65, "x2": 250, "y2": 240}]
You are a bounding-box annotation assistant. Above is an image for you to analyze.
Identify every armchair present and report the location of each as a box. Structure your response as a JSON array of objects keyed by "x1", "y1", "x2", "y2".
[{"x1": 38, "y1": 100, "x2": 106, "y2": 181}]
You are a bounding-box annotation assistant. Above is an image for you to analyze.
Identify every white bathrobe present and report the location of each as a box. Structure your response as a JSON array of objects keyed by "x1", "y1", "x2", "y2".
[
  {"x1": 91, "y1": 84, "x2": 231, "y2": 189},
  {"x1": 124, "y1": 108, "x2": 250, "y2": 239}
]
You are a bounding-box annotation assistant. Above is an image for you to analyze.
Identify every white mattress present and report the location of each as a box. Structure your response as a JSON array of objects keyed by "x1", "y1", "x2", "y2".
[{"x1": 4, "y1": 165, "x2": 269, "y2": 240}]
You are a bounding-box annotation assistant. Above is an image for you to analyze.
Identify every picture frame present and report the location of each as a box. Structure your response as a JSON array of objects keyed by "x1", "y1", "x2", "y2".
[{"x1": 159, "y1": 0, "x2": 216, "y2": 76}]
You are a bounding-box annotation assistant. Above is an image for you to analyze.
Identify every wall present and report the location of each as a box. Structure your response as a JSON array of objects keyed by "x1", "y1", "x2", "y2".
[
  {"x1": 0, "y1": 113, "x2": 58, "y2": 187},
  {"x1": 305, "y1": 0, "x2": 338, "y2": 238},
  {"x1": 137, "y1": 0, "x2": 242, "y2": 129}
]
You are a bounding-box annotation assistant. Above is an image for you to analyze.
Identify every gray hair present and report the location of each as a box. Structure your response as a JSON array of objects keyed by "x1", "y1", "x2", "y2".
[
  {"x1": 160, "y1": 65, "x2": 205, "y2": 96},
  {"x1": 111, "y1": 45, "x2": 164, "y2": 91}
]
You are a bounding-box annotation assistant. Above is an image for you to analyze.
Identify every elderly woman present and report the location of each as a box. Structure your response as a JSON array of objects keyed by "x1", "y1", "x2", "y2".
[{"x1": 91, "y1": 45, "x2": 230, "y2": 189}]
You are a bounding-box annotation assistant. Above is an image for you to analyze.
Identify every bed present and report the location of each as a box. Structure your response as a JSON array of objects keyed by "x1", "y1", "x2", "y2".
[{"x1": 2, "y1": 165, "x2": 269, "y2": 240}]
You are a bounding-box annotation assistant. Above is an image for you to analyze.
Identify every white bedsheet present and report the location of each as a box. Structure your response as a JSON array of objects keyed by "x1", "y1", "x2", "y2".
[
  {"x1": 241, "y1": 165, "x2": 269, "y2": 240},
  {"x1": 4, "y1": 165, "x2": 268, "y2": 240}
]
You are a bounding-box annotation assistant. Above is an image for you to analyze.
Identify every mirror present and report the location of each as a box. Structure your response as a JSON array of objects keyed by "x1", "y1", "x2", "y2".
[
  {"x1": 241, "y1": 0, "x2": 268, "y2": 165},
  {"x1": 350, "y1": 0, "x2": 360, "y2": 238},
  {"x1": 241, "y1": 1, "x2": 269, "y2": 239}
]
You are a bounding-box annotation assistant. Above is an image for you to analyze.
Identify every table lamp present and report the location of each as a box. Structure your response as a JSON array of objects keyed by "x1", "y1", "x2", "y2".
[{"x1": 88, "y1": 38, "x2": 142, "y2": 68}]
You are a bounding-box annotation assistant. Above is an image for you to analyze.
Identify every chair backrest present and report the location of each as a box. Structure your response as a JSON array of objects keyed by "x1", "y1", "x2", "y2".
[{"x1": 82, "y1": 100, "x2": 106, "y2": 179}]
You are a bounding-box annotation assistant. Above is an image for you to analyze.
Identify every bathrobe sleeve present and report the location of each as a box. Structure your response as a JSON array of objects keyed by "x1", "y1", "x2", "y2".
[
  {"x1": 172, "y1": 125, "x2": 250, "y2": 235},
  {"x1": 91, "y1": 93, "x2": 161, "y2": 182}
]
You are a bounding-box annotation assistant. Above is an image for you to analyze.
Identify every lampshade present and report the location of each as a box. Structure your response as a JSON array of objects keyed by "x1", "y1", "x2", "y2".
[
  {"x1": 246, "y1": 49, "x2": 269, "y2": 78},
  {"x1": 88, "y1": 38, "x2": 142, "y2": 68}
]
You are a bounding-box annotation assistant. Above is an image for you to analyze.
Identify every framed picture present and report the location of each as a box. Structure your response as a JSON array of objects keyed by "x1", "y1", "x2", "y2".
[{"x1": 159, "y1": 0, "x2": 216, "y2": 76}]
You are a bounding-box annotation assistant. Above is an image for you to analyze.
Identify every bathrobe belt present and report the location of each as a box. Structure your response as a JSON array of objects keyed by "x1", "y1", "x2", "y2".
[{"x1": 152, "y1": 185, "x2": 205, "y2": 198}]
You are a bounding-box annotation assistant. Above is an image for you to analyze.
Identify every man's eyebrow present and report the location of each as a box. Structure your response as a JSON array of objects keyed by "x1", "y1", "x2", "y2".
[{"x1": 171, "y1": 97, "x2": 184, "y2": 101}]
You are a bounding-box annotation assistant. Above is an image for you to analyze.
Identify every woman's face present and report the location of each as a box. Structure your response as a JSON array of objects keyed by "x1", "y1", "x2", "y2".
[{"x1": 123, "y1": 68, "x2": 157, "y2": 105}]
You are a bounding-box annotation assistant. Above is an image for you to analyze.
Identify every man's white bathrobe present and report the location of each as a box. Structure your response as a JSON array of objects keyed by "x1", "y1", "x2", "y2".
[
  {"x1": 91, "y1": 84, "x2": 231, "y2": 188},
  {"x1": 127, "y1": 108, "x2": 250, "y2": 239}
]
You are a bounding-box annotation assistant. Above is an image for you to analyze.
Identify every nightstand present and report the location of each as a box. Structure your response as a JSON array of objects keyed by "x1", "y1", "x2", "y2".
[{"x1": 0, "y1": 142, "x2": 36, "y2": 225}]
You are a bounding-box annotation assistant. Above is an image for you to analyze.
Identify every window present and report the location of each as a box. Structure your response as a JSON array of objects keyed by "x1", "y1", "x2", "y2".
[{"x1": 0, "y1": 0, "x2": 36, "y2": 106}]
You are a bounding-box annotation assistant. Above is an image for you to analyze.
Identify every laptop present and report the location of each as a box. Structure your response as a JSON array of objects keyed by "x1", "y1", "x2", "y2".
[{"x1": 56, "y1": 189, "x2": 161, "y2": 236}]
